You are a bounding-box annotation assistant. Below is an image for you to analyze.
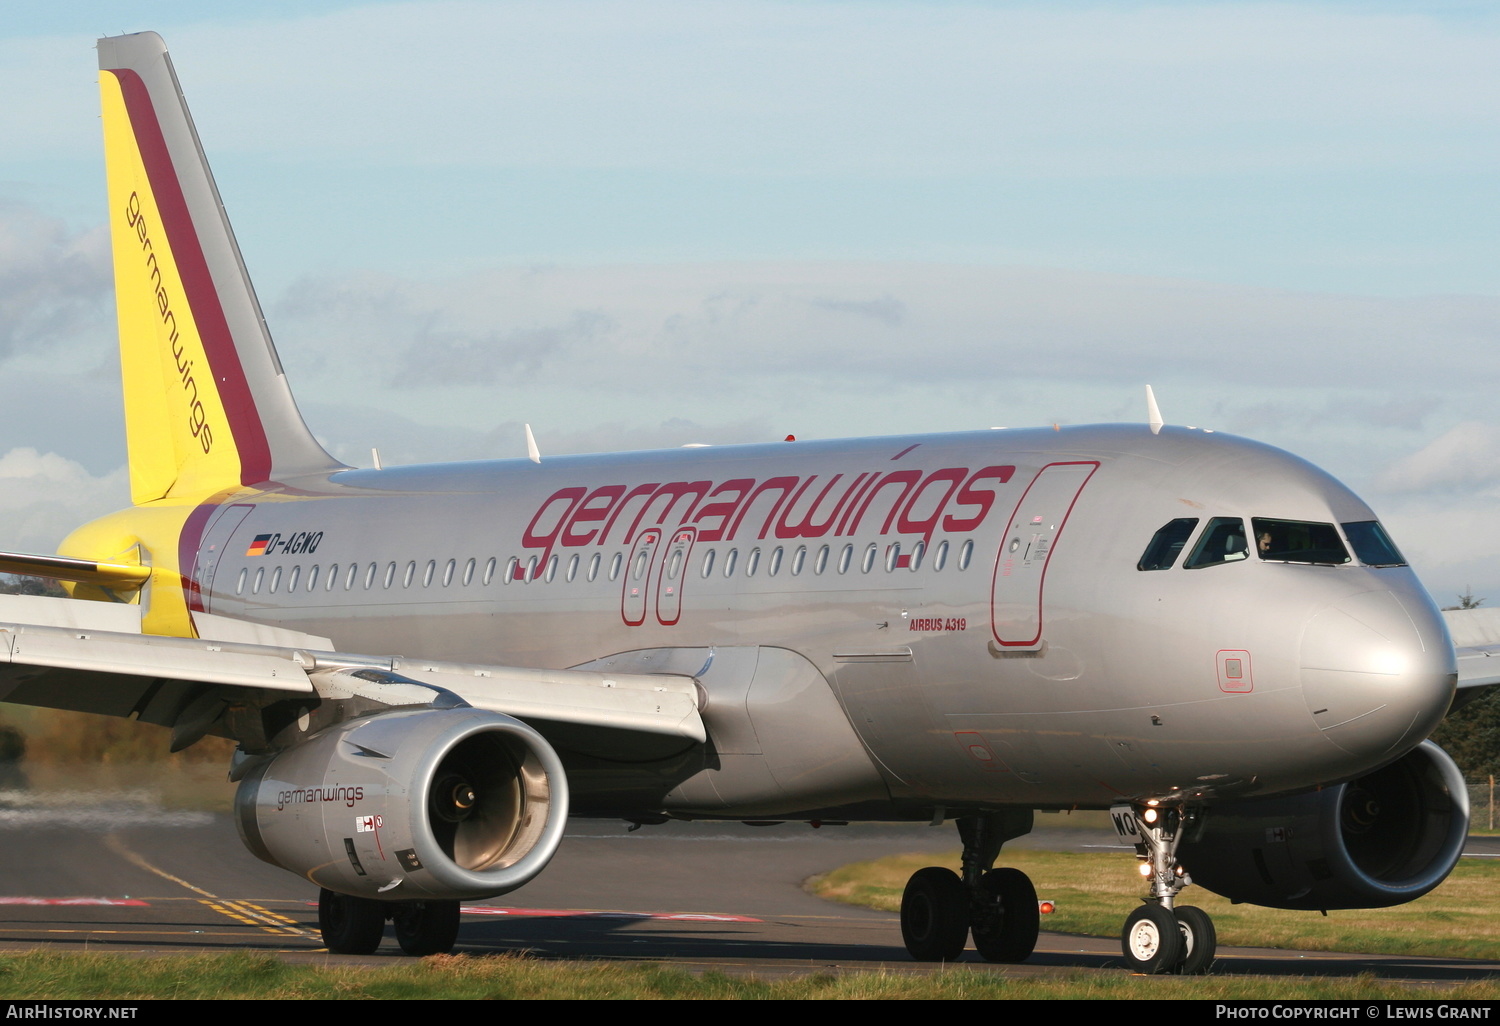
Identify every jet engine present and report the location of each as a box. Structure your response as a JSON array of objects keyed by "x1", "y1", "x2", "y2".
[
  {"x1": 234, "y1": 706, "x2": 568, "y2": 900},
  {"x1": 1178, "y1": 741, "x2": 1467, "y2": 910}
]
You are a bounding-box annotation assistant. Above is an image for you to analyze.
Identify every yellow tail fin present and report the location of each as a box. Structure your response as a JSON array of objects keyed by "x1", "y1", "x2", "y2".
[{"x1": 97, "y1": 32, "x2": 340, "y2": 505}]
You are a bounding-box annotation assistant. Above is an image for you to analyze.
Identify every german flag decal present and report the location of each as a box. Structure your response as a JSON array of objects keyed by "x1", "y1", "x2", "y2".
[{"x1": 246, "y1": 534, "x2": 272, "y2": 557}]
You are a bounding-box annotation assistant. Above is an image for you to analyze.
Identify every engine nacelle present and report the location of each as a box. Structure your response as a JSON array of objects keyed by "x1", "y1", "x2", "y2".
[
  {"x1": 235, "y1": 707, "x2": 568, "y2": 900},
  {"x1": 1179, "y1": 741, "x2": 1467, "y2": 910}
]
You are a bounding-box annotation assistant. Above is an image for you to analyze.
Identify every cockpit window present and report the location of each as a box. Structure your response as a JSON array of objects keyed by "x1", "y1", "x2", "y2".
[
  {"x1": 1138, "y1": 518, "x2": 1199, "y2": 571},
  {"x1": 1342, "y1": 521, "x2": 1407, "y2": 567},
  {"x1": 1184, "y1": 518, "x2": 1248, "y2": 569},
  {"x1": 1251, "y1": 518, "x2": 1350, "y2": 565}
]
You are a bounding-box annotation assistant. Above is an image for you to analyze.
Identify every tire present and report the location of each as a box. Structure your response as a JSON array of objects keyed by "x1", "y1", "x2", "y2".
[
  {"x1": 393, "y1": 899, "x2": 461, "y2": 956},
  {"x1": 972, "y1": 867, "x2": 1039, "y2": 963},
  {"x1": 1173, "y1": 905, "x2": 1216, "y2": 976},
  {"x1": 318, "y1": 888, "x2": 386, "y2": 955},
  {"x1": 900, "y1": 867, "x2": 969, "y2": 961},
  {"x1": 1120, "y1": 903, "x2": 1182, "y2": 974}
]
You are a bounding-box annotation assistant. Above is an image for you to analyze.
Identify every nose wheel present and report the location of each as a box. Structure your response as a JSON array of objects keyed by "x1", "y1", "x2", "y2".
[{"x1": 1113, "y1": 802, "x2": 1217, "y2": 975}]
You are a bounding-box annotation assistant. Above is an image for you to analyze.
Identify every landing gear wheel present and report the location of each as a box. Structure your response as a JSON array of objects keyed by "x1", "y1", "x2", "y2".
[
  {"x1": 1172, "y1": 905, "x2": 1216, "y2": 976},
  {"x1": 972, "y1": 867, "x2": 1039, "y2": 963},
  {"x1": 900, "y1": 867, "x2": 969, "y2": 961},
  {"x1": 393, "y1": 899, "x2": 461, "y2": 956},
  {"x1": 1121, "y1": 904, "x2": 1182, "y2": 974},
  {"x1": 318, "y1": 888, "x2": 385, "y2": 955}
]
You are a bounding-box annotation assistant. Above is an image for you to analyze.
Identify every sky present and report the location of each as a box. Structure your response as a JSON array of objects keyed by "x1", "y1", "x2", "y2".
[{"x1": 1, "y1": 0, "x2": 1498, "y2": 604}]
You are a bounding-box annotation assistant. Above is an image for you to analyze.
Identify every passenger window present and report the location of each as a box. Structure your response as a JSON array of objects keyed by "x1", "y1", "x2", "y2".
[
  {"x1": 422, "y1": 560, "x2": 435, "y2": 587},
  {"x1": 566, "y1": 554, "x2": 579, "y2": 582},
  {"x1": 862, "y1": 543, "x2": 877, "y2": 573},
  {"x1": 724, "y1": 548, "x2": 738, "y2": 577},
  {"x1": 609, "y1": 552, "x2": 624, "y2": 581},
  {"x1": 1252, "y1": 519, "x2": 1351, "y2": 565},
  {"x1": 933, "y1": 540, "x2": 949, "y2": 571},
  {"x1": 587, "y1": 553, "x2": 601, "y2": 582},
  {"x1": 363, "y1": 563, "x2": 376, "y2": 589},
  {"x1": 306, "y1": 565, "x2": 319, "y2": 592},
  {"x1": 545, "y1": 554, "x2": 559, "y2": 582},
  {"x1": 504, "y1": 557, "x2": 519, "y2": 584},
  {"x1": 482, "y1": 557, "x2": 496, "y2": 585},
  {"x1": 815, "y1": 545, "x2": 829, "y2": 575},
  {"x1": 958, "y1": 540, "x2": 973, "y2": 571},
  {"x1": 1138, "y1": 518, "x2": 1200, "y2": 571},
  {"x1": 910, "y1": 540, "x2": 925, "y2": 571},
  {"x1": 288, "y1": 565, "x2": 301, "y2": 592},
  {"x1": 791, "y1": 546, "x2": 806, "y2": 576},
  {"x1": 701, "y1": 550, "x2": 715, "y2": 578},
  {"x1": 326, "y1": 564, "x2": 339, "y2": 591},
  {"x1": 270, "y1": 566, "x2": 283, "y2": 593},
  {"x1": 838, "y1": 544, "x2": 853, "y2": 574},
  {"x1": 746, "y1": 548, "x2": 761, "y2": 577},
  {"x1": 885, "y1": 542, "x2": 901, "y2": 572},
  {"x1": 768, "y1": 547, "x2": 782, "y2": 576},
  {"x1": 1184, "y1": 518, "x2": 1248, "y2": 569},
  {"x1": 443, "y1": 559, "x2": 456, "y2": 586},
  {"x1": 383, "y1": 563, "x2": 397, "y2": 588},
  {"x1": 403, "y1": 561, "x2": 416, "y2": 587},
  {"x1": 253, "y1": 567, "x2": 264, "y2": 594},
  {"x1": 462, "y1": 558, "x2": 474, "y2": 586},
  {"x1": 236, "y1": 568, "x2": 247, "y2": 595}
]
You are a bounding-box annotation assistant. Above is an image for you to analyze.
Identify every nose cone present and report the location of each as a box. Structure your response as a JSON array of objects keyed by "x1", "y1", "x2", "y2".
[{"x1": 1301, "y1": 588, "x2": 1456, "y2": 757}]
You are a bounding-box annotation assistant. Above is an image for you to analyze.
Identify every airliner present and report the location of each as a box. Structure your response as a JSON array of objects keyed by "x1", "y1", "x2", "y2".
[{"x1": 0, "y1": 31, "x2": 1479, "y2": 973}]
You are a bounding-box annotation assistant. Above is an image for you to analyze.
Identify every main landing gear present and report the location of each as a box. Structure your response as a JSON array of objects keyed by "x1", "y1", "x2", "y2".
[
  {"x1": 1113, "y1": 802, "x2": 1216, "y2": 975},
  {"x1": 899, "y1": 810, "x2": 1039, "y2": 963},
  {"x1": 318, "y1": 889, "x2": 462, "y2": 956}
]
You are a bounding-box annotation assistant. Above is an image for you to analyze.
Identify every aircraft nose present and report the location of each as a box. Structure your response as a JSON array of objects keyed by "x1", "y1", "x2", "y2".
[{"x1": 1300, "y1": 588, "x2": 1456, "y2": 757}]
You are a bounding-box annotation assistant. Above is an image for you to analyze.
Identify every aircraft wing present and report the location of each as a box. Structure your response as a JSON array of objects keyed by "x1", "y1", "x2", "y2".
[
  {"x1": 0, "y1": 594, "x2": 705, "y2": 757},
  {"x1": 1442, "y1": 608, "x2": 1500, "y2": 690}
]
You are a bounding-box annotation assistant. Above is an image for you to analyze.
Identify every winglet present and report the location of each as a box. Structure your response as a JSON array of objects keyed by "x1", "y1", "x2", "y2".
[
  {"x1": 1146, "y1": 385, "x2": 1164, "y2": 435},
  {"x1": 525, "y1": 424, "x2": 542, "y2": 464}
]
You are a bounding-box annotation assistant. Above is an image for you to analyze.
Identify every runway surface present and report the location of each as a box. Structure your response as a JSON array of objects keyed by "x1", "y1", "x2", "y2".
[{"x1": 0, "y1": 790, "x2": 1497, "y2": 983}]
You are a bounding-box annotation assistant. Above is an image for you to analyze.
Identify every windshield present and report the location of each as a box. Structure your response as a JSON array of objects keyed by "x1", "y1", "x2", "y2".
[
  {"x1": 1184, "y1": 518, "x2": 1247, "y2": 569},
  {"x1": 1342, "y1": 521, "x2": 1407, "y2": 567},
  {"x1": 1138, "y1": 518, "x2": 1199, "y2": 571},
  {"x1": 1251, "y1": 518, "x2": 1350, "y2": 565}
]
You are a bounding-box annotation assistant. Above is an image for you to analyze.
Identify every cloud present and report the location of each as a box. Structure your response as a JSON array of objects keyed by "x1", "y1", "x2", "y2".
[
  {"x1": 0, "y1": 202, "x2": 111, "y2": 362},
  {"x1": 270, "y1": 262, "x2": 1500, "y2": 400},
  {"x1": 0, "y1": 448, "x2": 127, "y2": 554},
  {"x1": 1376, "y1": 422, "x2": 1500, "y2": 493}
]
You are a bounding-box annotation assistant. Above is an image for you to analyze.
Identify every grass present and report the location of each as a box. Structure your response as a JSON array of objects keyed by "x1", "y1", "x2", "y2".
[
  {"x1": 808, "y1": 849, "x2": 1500, "y2": 961},
  {"x1": 0, "y1": 951, "x2": 1493, "y2": 1000}
]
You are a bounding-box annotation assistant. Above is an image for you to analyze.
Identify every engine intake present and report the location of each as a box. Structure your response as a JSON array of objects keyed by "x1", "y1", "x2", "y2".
[
  {"x1": 235, "y1": 706, "x2": 568, "y2": 900},
  {"x1": 1179, "y1": 741, "x2": 1468, "y2": 910}
]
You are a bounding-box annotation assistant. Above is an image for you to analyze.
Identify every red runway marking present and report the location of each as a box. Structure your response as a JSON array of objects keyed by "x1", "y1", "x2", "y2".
[{"x1": 0, "y1": 898, "x2": 149, "y2": 906}]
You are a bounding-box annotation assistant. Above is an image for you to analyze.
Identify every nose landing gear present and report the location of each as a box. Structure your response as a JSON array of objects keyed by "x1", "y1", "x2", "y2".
[
  {"x1": 1112, "y1": 802, "x2": 1217, "y2": 975},
  {"x1": 899, "y1": 810, "x2": 1040, "y2": 963}
]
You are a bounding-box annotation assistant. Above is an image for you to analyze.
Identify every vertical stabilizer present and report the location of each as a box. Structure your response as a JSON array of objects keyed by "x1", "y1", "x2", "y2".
[{"x1": 97, "y1": 32, "x2": 343, "y2": 505}]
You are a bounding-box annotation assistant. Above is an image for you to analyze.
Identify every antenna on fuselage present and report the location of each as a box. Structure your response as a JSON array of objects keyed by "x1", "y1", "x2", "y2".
[
  {"x1": 525, "y1": 424, "x2": 542, "y2": 464},
  {"x1": 1145, "y1": 384, "x2": 1164, "y2": 435}
]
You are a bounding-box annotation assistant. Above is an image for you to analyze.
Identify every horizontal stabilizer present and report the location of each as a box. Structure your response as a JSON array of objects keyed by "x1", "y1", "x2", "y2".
[{"x1": 0, "y1": 551, "x2": 150, "y2": 590}]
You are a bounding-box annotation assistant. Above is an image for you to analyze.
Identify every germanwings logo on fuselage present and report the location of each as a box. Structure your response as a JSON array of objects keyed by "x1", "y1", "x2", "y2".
[{"x1": 522, "y1": 464, "x2": 1016, "y2": 568}]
